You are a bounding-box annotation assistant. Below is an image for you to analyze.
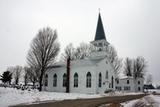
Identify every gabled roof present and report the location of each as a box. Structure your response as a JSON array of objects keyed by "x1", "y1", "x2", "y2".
[
  {"x1": 94, "y1": 13, "x2": 106, "y2": 41},
  {"x1": 48, "y1": 57, "x2": 105, "y2": 70},
  {"x1": 71, "y1": 58, "x2": 104, "y2": 67}
]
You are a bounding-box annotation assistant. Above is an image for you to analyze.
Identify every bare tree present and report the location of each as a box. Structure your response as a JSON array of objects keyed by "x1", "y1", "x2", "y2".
[
  {"x1": 106, "y1": 45, "x2": 122, "y2": 79},
  {"x1": 146, "y1": 74, "x2": 153, "y2": 85},
  {"x1": 23, "y1": 66, "x2": 38, "y2": 86},
  {"x1": 28, "y1": 67, "x2": 38, "y2": 86},
  {"x1": 74, "y1": 42, "x2": 92, "y2": 59},
  {"x1": 124, "y1": 57, "x2": 133, "y2": 77},
  {"x1": 23, "y1": 66, "x2": 30, "y2": 86},
  {"x1": 61, "y1": 42, "x2": 92, "y2": 62},
  {"x1": 27, "y1": 27, "x2": 60, "y2": 91},
  {"x1": 12, "y1": 65, "x2": 23, "y2": 85},
  {"x1": 133, "y1": 56, "x2": 147, "y2": 79},
  {"x1": 61, "y1": 43, "x2": 75, "y2": 62}
]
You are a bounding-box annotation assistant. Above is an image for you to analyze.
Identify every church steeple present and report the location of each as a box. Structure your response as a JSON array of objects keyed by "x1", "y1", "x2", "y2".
[
  {"x1": 95, "y1": 12, "x2": 106, "y2": 41},
  {"x1": 90, "y1": 12, "x2": 109, "y2": 59}
]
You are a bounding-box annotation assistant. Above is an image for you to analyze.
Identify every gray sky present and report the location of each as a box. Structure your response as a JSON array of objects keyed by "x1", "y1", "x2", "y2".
[{"x1": 0, "y1": 0, "x2": 160, "y2": 85}]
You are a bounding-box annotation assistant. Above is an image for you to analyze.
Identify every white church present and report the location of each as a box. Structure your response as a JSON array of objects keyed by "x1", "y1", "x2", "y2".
[{"x1": 43, "y1": 13, "x2": 144, "y2": 94}]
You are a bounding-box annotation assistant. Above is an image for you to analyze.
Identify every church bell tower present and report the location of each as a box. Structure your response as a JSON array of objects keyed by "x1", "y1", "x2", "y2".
[{"x1": 90, "y1": 12, "x2": 109, "y2": 58}]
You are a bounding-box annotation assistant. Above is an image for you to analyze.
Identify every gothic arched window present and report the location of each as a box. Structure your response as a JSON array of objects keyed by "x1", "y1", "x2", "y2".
[
  {"x1": 45, "y1": 74, "x2": 48, "y2": 86},
  {"x1": 99, "y1": 73, "x2": 102, "y2": 87},
  {"x1": 111, "y1": 76, "x2": 114, "y2": 88},
  {"x1": 106, "y1": 71, "x2": 108, "y2": 79},
  {"x1": 86, "y1": 72, "x2": 91, "y2": 88},
  {"x1": 74, "y1": 73, "x2": 78, "y2": 87},
  {"x1": 53, "y1": 74, "x2": 57, "y2": 87},
  {"x1": 63, "y1": 73, "x2": 67, "y2": 87}
]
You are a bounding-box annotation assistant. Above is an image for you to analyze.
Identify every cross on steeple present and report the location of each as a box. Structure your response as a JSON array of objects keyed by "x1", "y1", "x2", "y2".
[{"x1": 98, "y1": 8, "x2": 101, "y2": 13}]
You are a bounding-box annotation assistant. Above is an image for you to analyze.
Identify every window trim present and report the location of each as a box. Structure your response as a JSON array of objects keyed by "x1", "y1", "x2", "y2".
[
  {"x1": 98, "y1": 73, "x2": 102, "y2": 87},
  {"x1": 53, "y1": 74, "x2": 57, "y2": 87},
  {"x1": 63, "y1": 73, "x2": 67, "y2": 87},
  {"x1": 86, "y1": 72, "x2": 92, "y2": 88},
  {"x1": 74, "y1": 73, "x2": 78, "y2": 87},
  {"x1": 106, "y1": 71, "x2": 108, "y2": 79}
]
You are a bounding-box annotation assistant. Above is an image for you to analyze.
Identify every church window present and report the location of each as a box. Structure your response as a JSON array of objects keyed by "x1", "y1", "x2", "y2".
[
  {"x1": 124, "y1": 86, "x2": 130, "y2": 90},
  {"x1": 138, "y1": 87, "x2": 141, "y2": 91},
  {"x1": 111, "y1": 76, "x2": 114, "y2": 88},
  {"x1": 53, "y1": 74, "x2": 57, "y2": 87},
  {"x1": 99, "y1": 73, "x2": 102, "y2": 87},
  {"x1": 94, "y1": 43, "x2": 97, "y2": 46},
  {"x1": 99, "y1": 42, "x2": 102, "y2": 46},
  {"x1": 116, "y1": 79, "x2": 119, "y2": 84},
  {"x1": 86, "y1": 72, "x2": 91, "y2": 88},
  {"x1": 127, "y1": 80, "x2": 129, "y2": 84},
  {"x1": 99, "y1": 48, "x2": 102, "y2": 51},
  {"x1": 106, "y1": 71, "x2": 108, "y2": 79},
  {"x1": 45, "y1": 74, "x2": 48, "y2": 86},
  {"x1": 138, "y1": 81, "x2": 140, "y2": 84},
  {"x1": 116, "y1": 86, "x2": 121, "y2": 91},
  {"x1": 74, "y1": 73, "x2": 78, "y2": 87},
  {"x1": 63, "y1": 73, "x2": 67, "y2": 87}
]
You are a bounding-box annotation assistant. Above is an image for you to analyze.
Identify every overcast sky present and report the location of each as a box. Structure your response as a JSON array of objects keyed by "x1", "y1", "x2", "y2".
[{"x1": 0, "y1": 0, "x2": 160, "y2": 85}]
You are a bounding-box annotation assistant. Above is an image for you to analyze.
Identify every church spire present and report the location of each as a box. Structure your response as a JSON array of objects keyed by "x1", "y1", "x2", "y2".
[{"x1": 94, "y1": 12, "x2": 106, "y2": 41}]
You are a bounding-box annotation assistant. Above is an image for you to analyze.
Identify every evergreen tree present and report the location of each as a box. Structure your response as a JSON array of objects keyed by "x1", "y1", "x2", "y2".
[{"x1": 0, "y1": 71, "x2": 12, "y2": 84}]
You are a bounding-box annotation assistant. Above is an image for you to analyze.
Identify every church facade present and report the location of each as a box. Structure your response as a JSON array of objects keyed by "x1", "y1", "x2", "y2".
[{"x1": 43, "y1": 13, "x2": 144, "y2": 94}]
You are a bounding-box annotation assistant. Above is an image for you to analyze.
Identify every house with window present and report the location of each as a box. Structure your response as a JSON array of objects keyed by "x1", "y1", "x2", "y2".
[
  {"x1": 115, "y1": 76, "x2": 144, "y2": 92},
  {"x1": 43, "y1": 12, "x2": 144, "y2": 94}
]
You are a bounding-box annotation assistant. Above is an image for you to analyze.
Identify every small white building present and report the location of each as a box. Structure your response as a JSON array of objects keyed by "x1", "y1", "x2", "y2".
[
  {"x1": 43, "y1": 13, "x2": 144, "y2": 94},
  {"x1": 115, "y1": 76, "x2": 144, "y2": 92}
]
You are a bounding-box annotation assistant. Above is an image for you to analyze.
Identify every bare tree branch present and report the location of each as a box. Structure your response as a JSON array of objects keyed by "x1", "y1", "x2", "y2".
[
  {"x1": 74, "y1": 43, "x2": 92, "y2": 59},
  {"x1": 133, "y1": 56, "x2": 147, "y2": 79},
  {"x1": 146, "y1": 74, "x2": 153, "y2": 85},
  {"x1": 9, "y1": 65, "x2": 23, "y2": 85},
  {"x1": 61, "y1": 43, "x2": 75, "y2": 62},
  {"x1": 27, "y1": 27, "x2": 60, "y2": 91},
  {"x1": 106, "y1": 45, "x2": 122, "y2": 79},
  {"x1": 124, "y1": 57, "x2": 133, "y2": 77}
]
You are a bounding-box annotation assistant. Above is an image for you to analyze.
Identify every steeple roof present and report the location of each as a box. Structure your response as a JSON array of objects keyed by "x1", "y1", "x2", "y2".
[{"x1": 94, "y1": 13, "x2": 106, "y2": 41}]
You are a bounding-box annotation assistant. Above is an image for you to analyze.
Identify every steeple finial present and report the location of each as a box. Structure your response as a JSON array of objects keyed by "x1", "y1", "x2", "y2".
[
  {"x1": 98, "y1": 8, "x2": 101, "y2": 13},
  {"x1": 94, "y1": 12, "x2": 106, "y2": 41}
]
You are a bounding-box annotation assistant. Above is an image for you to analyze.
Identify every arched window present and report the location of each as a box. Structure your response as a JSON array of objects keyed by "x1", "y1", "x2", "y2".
[
  {"x1": 74, "y1": 73, "x2": 78, "y2": 87},
  {"x1": 53, "y1": 74, "x2": 57, "y2": 87},
  {"x1": 106, "y1": 71, "x2": 108, "y2": 79},
  {"x1": 63, "y1": 73, "x2": 67, "y2": 87},
  {"x1": 86, "y1": 72, "x2": 91, "y2": 88},
  {"x1": 116, "y1": 79, "x2": 119, "y2": 84},
  {"x1": 111, "y1": 76, "x2": 114, "y2": 88},
  {"x1": 45, "y1": 74, "x2": 48, "y2": 86},
  {"x1": 99, "y1": 73, "x2": 102, "y2": 87}
]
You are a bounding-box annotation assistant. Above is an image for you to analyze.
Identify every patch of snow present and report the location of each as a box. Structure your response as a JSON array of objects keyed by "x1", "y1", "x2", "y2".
[
  {"x1": 0, "y1": 87, "x2": 145, "y2": 107},
  {"x1": 0, "y1": 87, "x2": 101, "y2": 107},
  {"x1": 148, "y1": 89, "x2": 160, "y2": 94},
  {"x1": 122, "y1": 95, "x2": 160, "y2": 107}
]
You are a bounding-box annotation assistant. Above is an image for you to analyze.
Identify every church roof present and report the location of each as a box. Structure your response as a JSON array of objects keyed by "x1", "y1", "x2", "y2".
[
  {"x1": 49, "y1": 58, "x2": 105, "y2": 69},
  {"x1": 71, "y1": 58, "x2": 104, "y2": 67},
  {"x1": 94, "y1": 13, "x2": 106, "y2": 41}
]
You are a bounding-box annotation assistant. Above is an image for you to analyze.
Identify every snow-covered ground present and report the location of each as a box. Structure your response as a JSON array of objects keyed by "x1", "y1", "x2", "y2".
[
  {"x1": 0, "y1": 87, "x2": 145, "y2": 107},
  {"x1": 0, "y1": 87, "x2": 102, "y2": 107},
  {"x1": 122, "y1": 95, "x2": 160, "y2": 107}
]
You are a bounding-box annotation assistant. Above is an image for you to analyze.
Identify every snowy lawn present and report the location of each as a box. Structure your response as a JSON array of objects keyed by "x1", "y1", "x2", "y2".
[
  {"x1": 0, "y1": 87, "x2": 102, "y2": 107},
  {"x1": 0, "y1": 87, "x2": 144, "y2": 107},
  {"x1": 122, "y1": 95, "x2": 160, "y2": 107}
]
